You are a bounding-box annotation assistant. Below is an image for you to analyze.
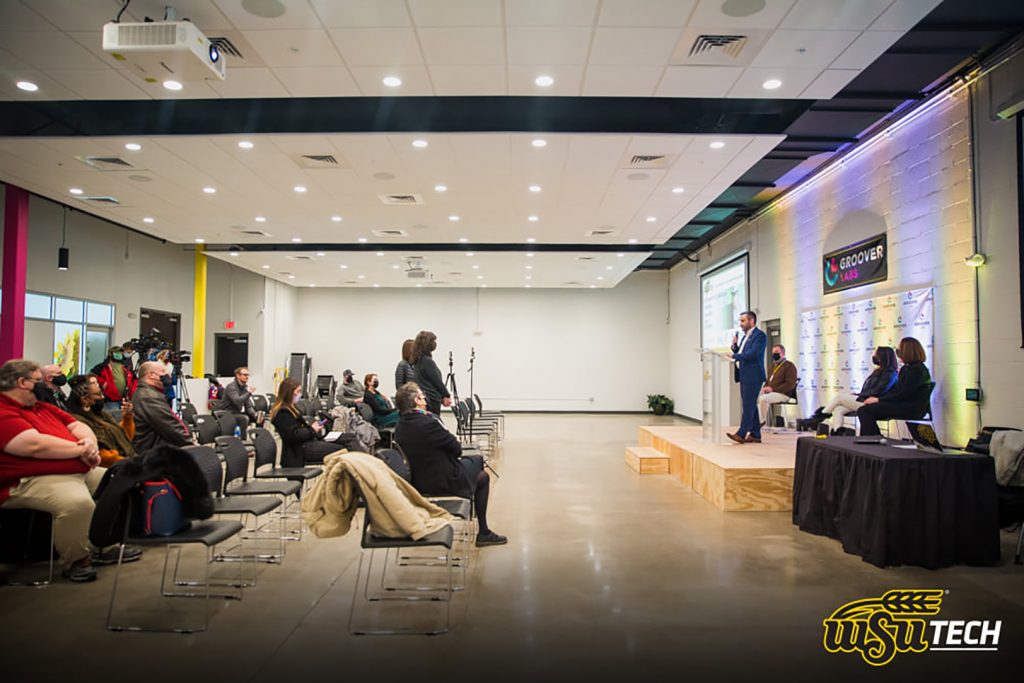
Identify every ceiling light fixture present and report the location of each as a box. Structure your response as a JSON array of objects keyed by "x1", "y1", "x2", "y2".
[
  {"x1": 709, "y1": 141, "x2": 725, "y2": 149},
  {"x1": 534, "y1": 75, "x2": 554, "y2": 87},
  {"x1": 340, "y1": 265, "x2": 348, "y2": 269},
  {"x1": 528, "y1": 215, "x2": 539, "y2": 222},
  {"x1": 528, "y1": 185, "x2": 542, "y2": 193},
  {"x1": 195, "y1": 238, "x2": 205, "y2": 243},
  {"x1": 143, "y1": 217, "x2": 154, "y2": 224},
  {"x1": 434, "y1": 184, "x2": 447, "y2": 192},
  {"x1": 531, "y1": 139, "x2": 547, "y2": 148},
  {"x1": 69, "y1": 188, "x2": 83, "y2": 195},
  {"x1": 331, "y1": 215, "x2": 342, "y2": 222},
  {"x1": 527, "y1": 253, "x2": 534, "y2": 257},
  {"x1": 57, "y1": 207, "x2": 70, "y2": 271},
  {"x1": 357, "y1": 237, "x2": 368, "y2": 243},
  {"x1": 477, "y1": 275, "x2": 484, "y2": 280},
  {"x1": 287, "y1": 275, "x2": 295, "y2": 279},
  {"x1": 382, "y1": 76, "x2": 402, "y2": 87},
  {"x1": 526, "y1": 265, "x2": 533, "y2": 270},
  {"x1": 762, "y1": 78, "x2": 782, "y2": 90},
  {"x1": 357, "y1": 275, "x2": 365, "y2": 279},
  {"x1": 605, "y1": 266, "x2": 613, "y2": 270},
  {"x1": 291, "y1": 237, "x2": 302, "y2": 243},
  {"x1": 672, "y1": 187, "x2": 685, "y2": 194},
  {"x1": 255, "y1": 216, "x2": 266, "y2": 222},
  {"x1": 238, "y1": 140, "x2": 254, "y2": 149},
  {"x1": 163, "y1": 80, "x2": 183, "y2": 91},
  {"x1": 412, "y1": 139, "x2": 428, "y2": 148},
  {"x1": 527, "y1": 237, "x2": 536, "y2": 243},
  {"x1": 230, "y1": 252, "x2": 239, "y2": 257},
  {"x1": 472, "y1": 264, "x2": 480, "y2": 269},
  {"x1": 646, "y1": 216, "x2": 656, "y2": 222},
  {"x1": 458, "y1": 237, "x2": 468, "y2": 243},
  {"x1": 16, "y1": 80, "x2": 38, "y2": 92},
  {"x1": 628, "y1": 238, "x2": 638, "y2": 244},
  {"x1": 261, "y1": 264, "x2": 270, "y2": 269},
  {"x1": 465, "y1": 252, "x2": 474, "y2": 257},
  {"x1": 373, "y1": 284, "x2": 380, "y2": 288},
  {"x1": 449, "y1": 215, "x2": 460, "y2": 222},
  {"x1": 376, "y1": 251, "x2": 384, "y2": 256},
  {"x1": 616, "y1": 252, "x2": 624, "y2": 257},
  {"x1": 293, "y1": 185, "x2": 307, "y2": 193},
  {"x1": 124, "y1": 143, "x2": 141, "y2": 151},
  {"x1": 316, "y1": 252, "x2": 326, "y2": 257},
  {"x1": 203, "y1": 187, "x2": 216, "y2": 194}
]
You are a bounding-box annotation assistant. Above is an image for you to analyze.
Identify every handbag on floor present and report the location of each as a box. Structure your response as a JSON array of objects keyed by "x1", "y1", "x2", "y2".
[{"x1": 135, "y1": 479, "x2": 187, "y2": 537}]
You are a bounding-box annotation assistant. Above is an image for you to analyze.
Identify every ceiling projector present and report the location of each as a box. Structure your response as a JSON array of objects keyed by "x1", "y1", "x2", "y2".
[{"x1": 102, "y1": 20, "x2": 225, "y2": 83}]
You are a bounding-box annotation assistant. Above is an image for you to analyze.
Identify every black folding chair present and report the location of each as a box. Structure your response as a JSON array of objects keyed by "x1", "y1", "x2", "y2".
[{"x1": 192, "y1": 414, "x2": 220, "y2": 445}]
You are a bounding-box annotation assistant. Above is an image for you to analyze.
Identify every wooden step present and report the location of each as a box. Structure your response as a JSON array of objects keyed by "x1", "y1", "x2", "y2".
[{"x1": 625, "y1": 446, "x2": 670, "y2": 475}]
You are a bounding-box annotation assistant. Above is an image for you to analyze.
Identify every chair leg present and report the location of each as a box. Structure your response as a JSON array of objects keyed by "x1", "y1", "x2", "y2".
[{"x1": 1016, "y1": 525, "x2": 1023, "y2": 565}]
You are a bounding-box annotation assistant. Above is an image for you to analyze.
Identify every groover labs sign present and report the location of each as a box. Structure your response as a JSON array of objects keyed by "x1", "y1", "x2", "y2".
[{"x1": 823, "y1": 233, "x2": 887, "y2": 294}]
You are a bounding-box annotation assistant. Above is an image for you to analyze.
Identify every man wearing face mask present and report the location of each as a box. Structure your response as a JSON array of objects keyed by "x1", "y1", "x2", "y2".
[
  {"x1": 91, "y1": 346, "x2": 137, "y2": 413},
  {"x1": 131, "y1": 361, "x2": 191, "y2": 452},
  {"x1": 757, "y1": 345, "x2": 798, "y2": 428},
  {"x1": 34, "y1": 363, "x2": 70, "y2": 412}
]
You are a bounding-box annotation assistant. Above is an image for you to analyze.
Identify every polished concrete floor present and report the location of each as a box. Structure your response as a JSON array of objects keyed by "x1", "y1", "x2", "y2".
[{"x1": 2, "y1": 414, "x2": 1022, "y2": 681}]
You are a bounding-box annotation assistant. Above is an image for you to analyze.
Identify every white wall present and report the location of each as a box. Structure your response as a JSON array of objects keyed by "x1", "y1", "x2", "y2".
[{"x1": 292, "y1": 271, "x2": 670, "y2": 411}]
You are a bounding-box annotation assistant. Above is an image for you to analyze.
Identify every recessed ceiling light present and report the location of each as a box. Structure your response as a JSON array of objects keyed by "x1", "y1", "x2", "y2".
[
  {"x1": 526, "y1": 265, "x2": 533, "y2": 270},
  {"x1": 373, "y1": 284, "x2": 380, "y2": 288},
  {"x1": 528, "y1": 185, "x2": 542, "y2": 193},
  {"x1": 605, "y1": 265, "x2": 613, "y2": 270},
  {"x1": 412, "y1": 139, "x2": 428, "y2": 148},
  {"x1": 527, "y1": 237, "x2": 536, "y2": 243},
  {"x1": 531, "y1": 139, "x2": 547, "y2": 148},
  {"x1": 449, "y1": 215, "x2": 460, "y2": 222},
  {"x1": 525, "y1": 285, "x2": 531, "y2": 288},
  {"x1": 357, "y1": 237, "x2": 368, "y2": 243},
  {"x1": 293, "y1": 185, "x2": 307, "y2": 193},
  {"x1": 143, "y1": 217, "x2": 154, "y2": 223},
  {"x1": 434, "y1": 184, "x2": 447, "y2": 192},
  {"x1": 391, "y1": 264, "x2": 399, "y2": 269},
  {"x1": 291, "y1": 237, "x2": 302, "y2": 243},
  {"x1": 597, "y1": 276, "x2": 604, "y2": 281},
  {"x1": 646, "y1": 216, "x2": 657, "y2": 222},
  {"x1": 590, "y1": 285, "x2": 596, "y2": 289},
  {"x1": 16, "y1": 80, "x2": 38, "y2": 92},
  {"x1": 287, "y1": 275, "x2": 295, "y2": 279},
  {"x1": 762, "y1": 78, "x2": 782, "y2": 90},
  {"x1": 331, "y1": 215, "x2": 342, "y2": 222},
  {"x1": 339, "y1": 264, "x2": 348, "y2": 269},
  {"x1": 163, "y1": 80, "x2": 183, "y2": 91},
  {"x1": 527, "y1": 253, "x2": 534, "y2": 257},
  {"x1": 458, "y1": 237, "x2": 468, "y2": 243},
  {"x1": 203, "y1": 187, "x2": 216, "y2": 194},
  {"x1": 672, "y1": 187, "x2": 685, "y2": 194},
  {"x1": 376, "y1": 251, "x2": 384, "y2": 256},
  {"x1": 628, "y1": 238, "x2": 638, "y2": 244},
  {"x1": 255, "y1": 216, "x2": 266, "y2": 222},
  {"x1": 124, "y1": 143, "x2": 141, "y2": 151},
  {"x1": 465, "y1": 252, "x2": 474, "y2": 257},
  {"x1": 709, "y1": 141, "x2": 725, "y2": 149},
  {"x1": 526, "y1": 276, "x2": 532, "y2": 281},
  {"x1": 528, "y1": 215, "x2": 539, "y2": 222},
  {"x1": 229, "y1": 252, "x2": 239, "y2": 257},
  {"x1": 309, "y1": 284, "x2": 316, "y2": 288},
  {"x1": 357, "y1": 275, "x2": 365, "y2": 279},
  {"x1": 316, "y1": 252, "x2": 326, "y2": 257},
  {"x1": 261, "y1": 264, "x2": 270, "y2": 269},
  {"x1": 481, "y1": 284, "x2": 487, "y2": 288},
  {"x1": 534, "y1": 75, "x2": 554, "y2": 87},
  {"x1": 472, "y1": 264, "x2": 480, "y2": 269},
  {"x1": 195, "y1": 238, "x2": 205, "y2": 243},
  {"x1": 416, "y1": 284, "x2": 423, "y2": 288},
  {"x1": 238, "y1": 140, "x2": 254, "y2": 149},
  {"x1": 477, "y1": 275, "x2": 484, "y2": 280},
  {"x1": 382, "y1": 76, "x2": 402, "y2": 88},
  {"x1": 616, "y1": 252, "x2": 624, "y2": 257},
  {"x1": 69, "y1": 187, "x2": 83, "y2": 195}
]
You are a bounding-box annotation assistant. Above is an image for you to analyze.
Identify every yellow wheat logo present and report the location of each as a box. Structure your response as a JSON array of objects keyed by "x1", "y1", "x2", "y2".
[{"x1": 823, "y1": 590, "x2": 943, "y2": 666}]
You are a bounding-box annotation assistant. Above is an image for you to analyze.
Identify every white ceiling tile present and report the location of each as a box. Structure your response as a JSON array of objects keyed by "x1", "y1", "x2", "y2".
[
  {"x1": 16, "y1": 0, "x2": 124, "y2": 31},
  {"x1": 598, "y1": 0, "x2": 697, "y2": 27},
  {"x1": 656, "y1": 66, "x2": 742, "y2": 97},
  {"x1": 212, "y1": 0, "x2": 324, "y2": 30},
  {"x1": 831, "y1": 30, "x2": 903, "y2": 69},
  {"x1": 869, "y1": 0, "x2": 942, "y2": 31},
  {"x1": 0, "y1": 66, "x2": 83, "y2": 99},
  {"x1": 750, "y1": 29, "x2": 860, "y2": 68},
  {"x1": 65, "y1": 31, "x2": 130, "y2": 70},
  {"x1": 0, "y1": 31, "x2": 109, "y2": 70},
  {"x1": 589, "y1": 28, "x2": 685, "y2": 66},
  {"x1": 329, "y1": 28, "x2": 424, "y2": 66},
  {"x1": 780, "y1": 0, "x2": 892, "y2": 30},
  {"x1": 123, "y1": 0, "x2": 234, "y2": 29},
  {"x1": 207, "y1": 67, "x2": 289, "y2": 98},
  {"x1": 505, "y1": 0, "x2": 599, "y2": 26},
  {"x1": 417, "y1": 27, "x2": 505, "y2": 66},
  {"x1": 147, "y1": 80, "x2": 221, "y2": 99},
  {"x1": 689, "y1": 0, "x2": 796, "y2": 29},
  {"x1": 727, "y1": 66, "x2": 820, "y2": 98},
  {"x1": 349, "y1": 66, "x2": 434, "y2": 95},
  {"x1": 799, "y1": 68, "x2": 858, "y2": 99},
  {"x1": 0, "y1": 1, "x2": 55, "y2": 30},
  {"x1": 310, "y1": 0, "x2": 412, "y2": 27},
  {"x1": 407, "y1": 0, "x2": 503, "y2": 27},
  {"x1": 582, "y1": 66, "x2": 664, "y2": 96},
  {"x1": 242, "y1": 29, "x2": 343, "y2": 67},
  {"x1": 46, "y1": 68, "x2": 150, "y2": 99},
  {"x1": 272, "y1": 66, "x2": 362, "y2": 97},
  {"x1": 428, "y1": 65, "x2": 507, "y2": 95},
  {"x1": 507, "y1": 27, "x2": 592, "y2": 65},
  {"x1": 507, "y1": 65, "x2": 583, "y2": 95},
  {"x1": 0, "y1": 46, "x2": 32, "y2": 71}
]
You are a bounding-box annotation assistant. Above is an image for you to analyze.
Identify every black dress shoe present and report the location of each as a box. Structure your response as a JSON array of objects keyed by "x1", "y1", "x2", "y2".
[{"x1": 475, "y1": 531, "x2": 508, "y2": 547}]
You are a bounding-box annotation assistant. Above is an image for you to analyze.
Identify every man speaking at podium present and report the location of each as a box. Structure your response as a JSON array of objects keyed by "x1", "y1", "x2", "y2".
[{"x1": 725, "y1": 311, "x2": 766, "y2": 444}]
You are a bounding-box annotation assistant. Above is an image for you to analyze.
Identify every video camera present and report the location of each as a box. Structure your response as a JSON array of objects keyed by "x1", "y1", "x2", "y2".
[{"x1": 125, "y1": 328, "x2": 192, "y2": 367}]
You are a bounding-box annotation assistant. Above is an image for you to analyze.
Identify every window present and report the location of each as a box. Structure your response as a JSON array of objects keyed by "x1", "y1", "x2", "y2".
[
  {"x1": 25, "y1": 292, "x2": 52, "y2": 319},
  {"x1": 53, "y1": 297, "x2": 84, "y2": 322},
  {"x1": 86, "y1": 301, "x2": 113, "y2": 326}
]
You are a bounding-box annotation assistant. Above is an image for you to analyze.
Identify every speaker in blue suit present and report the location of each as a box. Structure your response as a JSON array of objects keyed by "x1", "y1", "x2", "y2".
[{"x1": 727, "y1": 311, "x2": 766, "y2": 444}]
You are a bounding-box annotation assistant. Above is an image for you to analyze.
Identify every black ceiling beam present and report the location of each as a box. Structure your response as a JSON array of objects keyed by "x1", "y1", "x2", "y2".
[
  {"x1": 809, "y1": 104, "x2": 898, "y2": 114},
  {"x1": 913, "y1": 21, "x2": 1024, "y2": 32},
  {"x1": 730, "y1": 180, "x2": 777, "y2": 188},
  {"x1": 200, "y1": 242, "x2": 656, "y2": 253},
  {"x1": 784, "y1": 135, "x2": 860, "y2": 145},
  {"x1": 707, "y1": 203, "x2": 749, "y2": 210},
  {"x1": 831, "y1": 91, "x2": 924, "y2": 100}
]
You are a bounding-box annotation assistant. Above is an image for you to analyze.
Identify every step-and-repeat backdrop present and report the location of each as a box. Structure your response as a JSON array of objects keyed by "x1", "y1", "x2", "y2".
[{"x1": 797, "y1": 287, "x2": 934, "y2": 411}]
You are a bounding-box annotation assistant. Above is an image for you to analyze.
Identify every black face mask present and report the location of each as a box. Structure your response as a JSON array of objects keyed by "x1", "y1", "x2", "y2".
[
  {"x1": 51, "y1": 374, "x2": 67, "y2": 387},
  {"x1": 160, "y1": 374, "x2": 173, "y2": 387},
  {"x1": 32, "y1": 382, "x2": 49, "y2": 401},
  {"x1": 373, "y1": 380, "x2": 379, "y2": 389},
  {"x1": 772, "y1": 353, "x2": 781, "y2": 362}
]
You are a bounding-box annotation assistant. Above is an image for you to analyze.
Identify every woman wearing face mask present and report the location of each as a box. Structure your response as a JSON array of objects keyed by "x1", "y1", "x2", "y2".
[
  {"x1": 813, "y1": 346, "x2": 899, "y2": 434},
  {"x1": 66, "y1": 374, "x2": 137, "y2": 466},
  {"x1": 857, "y1": 337, "x2": 933, "y2": 436},
  {"x1": 90, "y1": 346, "x2": 137, "y2": 413},
  {"x1": 362, "y1": 373, "x2": 399, "y2": 428},
  {"x1": 270, "y1": 378, "x2": 347, "y2": 467}
]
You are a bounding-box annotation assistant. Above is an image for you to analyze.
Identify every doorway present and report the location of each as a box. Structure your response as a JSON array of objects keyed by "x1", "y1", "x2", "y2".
[
  {"x1": 215, "y1": 333, "x2": 249, "y2": 378},
  {"x1": 763, "y1": 318, "x2": 782, "y2": 375}
]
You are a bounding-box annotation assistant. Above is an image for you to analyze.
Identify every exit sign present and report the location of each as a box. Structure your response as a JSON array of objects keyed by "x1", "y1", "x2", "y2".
[{"x1": 224, "y1": 320, "x2": 235, "y2": 330}]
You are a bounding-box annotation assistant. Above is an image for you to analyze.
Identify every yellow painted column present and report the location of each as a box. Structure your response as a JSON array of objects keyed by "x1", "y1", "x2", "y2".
[{"x1": 192, "y1": 245, "x2": 207, "y2": 376}]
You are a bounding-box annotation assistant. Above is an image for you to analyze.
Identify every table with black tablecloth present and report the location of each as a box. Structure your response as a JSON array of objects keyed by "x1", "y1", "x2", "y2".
[{"x1": 792, "y1": 436, "x2": 1000, "y2": 569}]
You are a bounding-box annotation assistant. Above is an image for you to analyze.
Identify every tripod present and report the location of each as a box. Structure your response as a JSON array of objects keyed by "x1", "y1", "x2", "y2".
[
  {"x1": 467, "y1": 348, "x2": 475, "y2": 433},
  {"x1": 444, "y1": 350, "x2": 460, "y2": 407}
]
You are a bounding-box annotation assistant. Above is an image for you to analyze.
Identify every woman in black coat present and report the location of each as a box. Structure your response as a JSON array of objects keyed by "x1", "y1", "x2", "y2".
[
  {"x1": 270, "y1": 378, "x2": 345, "y2": 467},
  {"x1": 410, "y1": 330, "x2": 450, "y2": 415},
  {"x1": 857, "y1": 337, "x2": 934, "y2": 436},
  {"x1": 393, "y1": 382, "x2": 506, "y2": 547}
]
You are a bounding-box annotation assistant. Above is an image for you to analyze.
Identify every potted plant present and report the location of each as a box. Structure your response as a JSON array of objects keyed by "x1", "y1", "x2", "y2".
[{"x1": 646, "y1": 394, "x2": 674, "y2": 416}]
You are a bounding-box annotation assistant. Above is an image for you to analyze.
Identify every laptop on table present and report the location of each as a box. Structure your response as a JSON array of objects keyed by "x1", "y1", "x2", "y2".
[{"x1": 905, "y1": 421, "x2": 969, "y2": 455}]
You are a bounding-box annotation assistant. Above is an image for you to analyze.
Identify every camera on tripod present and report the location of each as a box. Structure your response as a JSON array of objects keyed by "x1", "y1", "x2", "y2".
[{"x1": 125, "y1": 328, "x2": 191, "y2": 368}]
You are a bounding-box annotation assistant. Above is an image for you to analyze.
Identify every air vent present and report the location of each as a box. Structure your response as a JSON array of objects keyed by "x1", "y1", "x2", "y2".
[
  {"x1": 372, "y1": 229, "x2": 409, "y2": 238},
  {"x1": 619, "y1": 153, "x2": 674, "y2": 170},
  {"x1": 290, "y1": 153, "x2": 347, "y2": 169},
  {"x1": 563, "y1": 281, "x2": 584, "y2": 286},
  {"x1": 287, "y1": 255, "x2": 313, "y2": 261},
  {"x1": 586, "y1": 228, "x2": 617, "y2": 237},
  {"x1": 630, "y1": 155, "x2": 664, "y2": 167},
  {"x1": 235, "y1": 229, "x2": 271, "y2": 237},
  {"x1": 689, "y1": 34, "x2": 747, "y2": 59},
  {"x1": 81, "y1": 195, "x2": 121, "y2": 205},
  {"x1": 379, "y1": 194, "x2": 424, "y2": 205},
  {"x1": 77, "y1": 155, "x2": 135, "y2": 171},
  {"x1": 278, "y1": 271, "x2": 293, "y2": 276},
  {"x1": 208, "y1": 36, "x2": 242, "y2": 59},
  {"x1": 576, "y1": 256, "x2": 598, "y2": 261}
]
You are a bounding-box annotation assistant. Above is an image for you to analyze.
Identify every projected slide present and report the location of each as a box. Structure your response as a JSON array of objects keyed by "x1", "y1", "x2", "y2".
[{"x1": 701, "y1": 255, "x2": 748, "y2": 350}]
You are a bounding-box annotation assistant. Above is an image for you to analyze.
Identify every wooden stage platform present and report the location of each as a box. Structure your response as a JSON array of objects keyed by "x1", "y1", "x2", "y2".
[{"x1": 635, "y1": 425, "x2": 799, "y2": 512}]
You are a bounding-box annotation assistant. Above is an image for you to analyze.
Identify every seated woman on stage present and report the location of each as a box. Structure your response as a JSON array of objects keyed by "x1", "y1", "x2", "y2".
[
  {"x1": 270, "y1": 378, "x2": 346, "y2": 467},
  {"x1": 856, "y1": 337, "x2": 933, "y2": 436},
  {"x1": 393, "y1": 382, "x2": 507, "y2": 547},
  {"x1": 65, "y1": 373, "x2": 137, "y2": 466},
  {"x1": 362, "y1": 373, "x2": 399, "y2": 428},
  {"x1": 816, "y1": 346, "x2": 898, "y2": 433}
]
